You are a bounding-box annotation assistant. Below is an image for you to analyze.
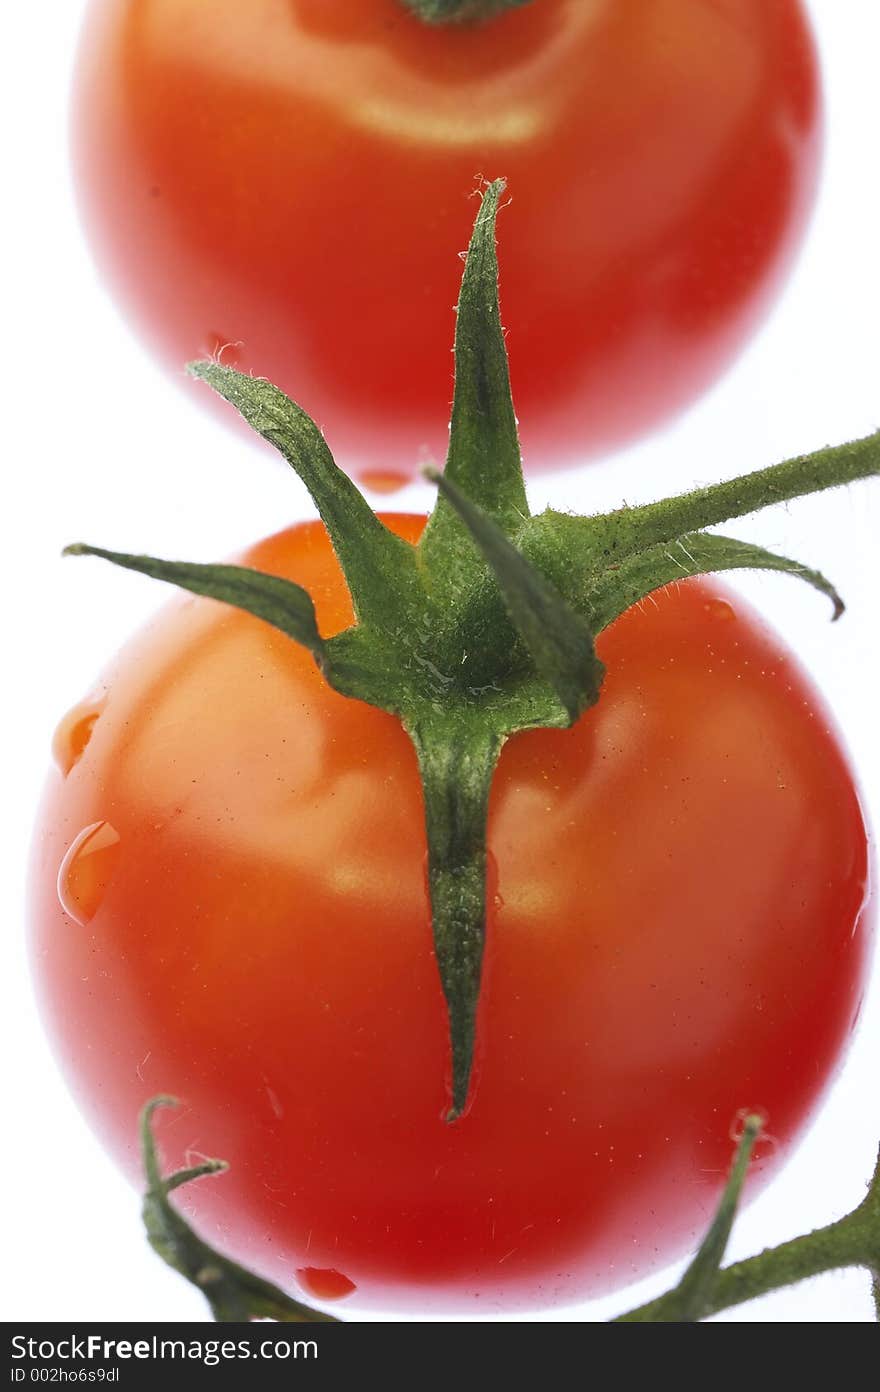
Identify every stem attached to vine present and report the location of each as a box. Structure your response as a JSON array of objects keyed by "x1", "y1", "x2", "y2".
[{"x1": 617, "y1": 1145, "x2": 880, "y2": 1321}]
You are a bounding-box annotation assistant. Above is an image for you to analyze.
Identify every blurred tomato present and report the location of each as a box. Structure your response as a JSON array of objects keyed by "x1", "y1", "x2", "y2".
[{"x1": 72, "y1": 0, "x2": 821, "y2": 485}]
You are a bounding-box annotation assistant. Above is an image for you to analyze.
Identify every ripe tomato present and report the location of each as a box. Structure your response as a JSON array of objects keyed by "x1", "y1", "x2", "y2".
[
  {"x1": 29, "y1": 517, "x2": 871, "y2": 1314},
  {"x1": 72, "y1": 0, "x2": 821, "y2": 487}
]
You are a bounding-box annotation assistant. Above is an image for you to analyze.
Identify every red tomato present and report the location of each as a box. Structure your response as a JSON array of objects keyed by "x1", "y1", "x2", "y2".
[
  {"x1": 72, "y1": 0, "x2": 821, "y2": 487},
  {"x1": 30, "y1": 517, "x2": 871, "y2": 1314}
]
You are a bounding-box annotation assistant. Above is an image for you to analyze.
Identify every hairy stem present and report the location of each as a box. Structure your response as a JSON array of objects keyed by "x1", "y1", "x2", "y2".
[
  {"x1": 604, "y1": 431, "x2": 880, "y2": 559},
  {"x1": 618, "y1": 1219, "x2": 863, "y2": 1321},
  {"x1": 618, "y1": 1146, "x2": 880, "y2": 1321}
]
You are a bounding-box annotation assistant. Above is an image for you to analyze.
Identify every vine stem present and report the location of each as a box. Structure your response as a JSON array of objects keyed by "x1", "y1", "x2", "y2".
[
  {"x1": 617, "y1": 1146, "x2": 880, "y2": 1321},
  {"x1": 611, "y1": 433, "x2": 880, "y2": 551}
]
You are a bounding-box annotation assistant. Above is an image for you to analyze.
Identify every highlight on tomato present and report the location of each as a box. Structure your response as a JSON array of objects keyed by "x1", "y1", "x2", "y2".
[
  {"x1": 30, "y1": 183, "x2": 876, "y2": 1317},
  {"x1": 72, "y1": 0, "x2": 822, "y2": 487}
]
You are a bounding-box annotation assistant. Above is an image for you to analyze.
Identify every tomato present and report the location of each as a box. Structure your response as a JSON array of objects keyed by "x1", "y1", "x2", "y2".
[
  {"x1": 72, "y1": 0, "x2": 821, "y2": 487},
  {"x1": 29, "y1": 516, "x2": 871, "y2": 1314}
]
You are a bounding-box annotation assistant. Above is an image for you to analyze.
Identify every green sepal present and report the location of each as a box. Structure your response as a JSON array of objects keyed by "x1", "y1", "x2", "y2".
[
  {"x1": 428, "y1": 469, "x2": 603, "y2": 723},
  {"x1": 420, "y1": 179, "x2": 529, "y2": 581},
  {"x1": 63, "y1": 545, "x2": 330, "y2": 672},
  {"x1": 584, "y1": 532, "x2": 845, "y2": 634},
  {"x1": 141, "y1": 1097, "x2": 337, "y2": 1323},
  {"x1": 408, "y1": 720, "x2": 502, "y2": 1120},
  {"x1": 188, "y1": 363, "x2": 419, "y2": 634}
]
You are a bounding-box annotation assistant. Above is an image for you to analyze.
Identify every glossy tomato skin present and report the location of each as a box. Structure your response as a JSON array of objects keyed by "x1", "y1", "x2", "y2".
[
  {"x1": 30, "y1": 518, "x2": 871, "y2": 1314},
  {"x1": 72, "y1": 0, "x2": 821, "y2": 485}
]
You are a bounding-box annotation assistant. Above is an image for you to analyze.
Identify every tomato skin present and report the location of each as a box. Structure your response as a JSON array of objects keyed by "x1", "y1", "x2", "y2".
[
  {"x1": 72, "y1": 0, "x2": 820, "y2": 483},
  {"x1": 29, "y1": 517, "x2": 871, "y2": 1313}
]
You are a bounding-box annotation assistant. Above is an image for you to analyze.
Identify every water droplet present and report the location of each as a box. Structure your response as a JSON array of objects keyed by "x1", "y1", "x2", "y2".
[
  {"x1": 52, "y1": 699, "x2": 105, "y2": 775},
  {"x1": 358, "y1": 469, "x2": 409, "y2": 496},
  {"x1": 295, "y1": 1267, "x2": 357, "y2": 1302},
  {"x1": 57, "y1": 821, "x2": 121, "y2": 926},
  {"x1": 704, "y1": 599, "x2": 736, "y2": 623}
]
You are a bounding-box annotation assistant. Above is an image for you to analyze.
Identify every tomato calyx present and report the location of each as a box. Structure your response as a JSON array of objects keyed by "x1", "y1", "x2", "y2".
[
  {"x1": 401, "y1": 0, "x2": 533, "y2": 24},
  {"x1": 65, "y1": 180, "x2": 879, "y2": 1120},
  {"x1": 140, "y1": 1099, "x2": 339, "y2": 1324}
]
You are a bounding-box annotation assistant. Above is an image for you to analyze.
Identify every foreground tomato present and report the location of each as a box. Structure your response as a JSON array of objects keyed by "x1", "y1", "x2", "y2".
[
  {"x1": 29, "y1": 516, "x2": 871, "y2": 1313},
  {"x1": 72, "y1": 0, "x2": 821, "y2": 485}
]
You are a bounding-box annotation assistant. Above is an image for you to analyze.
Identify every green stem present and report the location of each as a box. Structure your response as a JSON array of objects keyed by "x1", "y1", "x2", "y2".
[
  {"x1": 618, "y1": 1145, "x2": 880, "y2": 1322},
  {"x1": 140, "y1": 1099, "x2": 339, "y2": 1323},
  {"x1": 600, "y1": 432, "x2": 880, "y2": 561},
  {"x1": 402, "y1": 0, "x2": 533, "y2": 24},
  {"x1": 619, "y1": 1219, "x2": 863, "y2": 1321},
  {"x1": 408, "y1": 719, "x2": 503, "y2": 1120},
  {"x1": 656, "y1": 1115, "x2": 762, "y2": 1322}
]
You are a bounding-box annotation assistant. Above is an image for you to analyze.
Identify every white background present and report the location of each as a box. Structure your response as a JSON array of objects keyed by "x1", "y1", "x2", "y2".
[{"x1": 3, "y1": 2, "x2": 879, "y2": 1322}]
